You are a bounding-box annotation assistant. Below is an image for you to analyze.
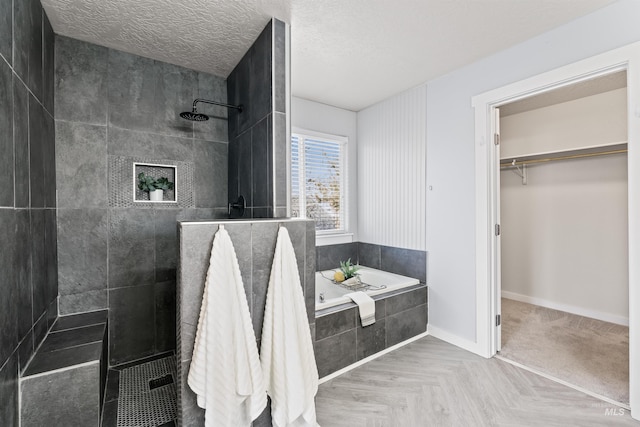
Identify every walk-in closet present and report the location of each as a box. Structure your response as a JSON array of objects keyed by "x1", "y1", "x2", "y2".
[{"x1": 497, "y1": 71, "x2": 629, "y2": 405}]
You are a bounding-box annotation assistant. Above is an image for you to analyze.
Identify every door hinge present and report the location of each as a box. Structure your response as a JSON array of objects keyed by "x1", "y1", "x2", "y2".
[
  {"x1": 496, "y1": 314, "x2": 501, "y2": 326},
  {"x1": 494, "y1": 133, "x2": 500, "y2": 145},
  {"x1": 495, "y1": 224, "x2": 500, "y2": 236}
]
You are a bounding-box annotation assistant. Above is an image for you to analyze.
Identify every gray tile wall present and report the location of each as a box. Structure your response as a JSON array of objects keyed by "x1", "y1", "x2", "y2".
[
  {"x1": 0, "y1": 2, "x2": 57, "y2": 425},
  {"x1": 315, "y1": 286, "x2": 428, "y2": 377},
  {"x1": 54, "y1": 35, "x2": 230, "y2": 365},
  {"x1": 227, "y1": 18, "x2": 288, "y2": 219},
  {"x1": 177, "y1": 219, "x2": 315, "y2": 426},
  {"x1": 317, "y1": 242, "x2": 427, "y2": 284}
]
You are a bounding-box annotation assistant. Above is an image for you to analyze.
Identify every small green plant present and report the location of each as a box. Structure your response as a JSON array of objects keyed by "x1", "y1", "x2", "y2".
[
  {"x1": 137, "y1": 172, "x2": 174, "y2": 192},
  {"x1": 339, "y1": 258, "x2": 360, "y2": 279}
]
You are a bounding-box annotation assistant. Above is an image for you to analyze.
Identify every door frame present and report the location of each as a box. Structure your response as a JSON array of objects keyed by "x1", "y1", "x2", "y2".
[{"x1": 472, "y1": 41, "x2": 640, "y2": 419}]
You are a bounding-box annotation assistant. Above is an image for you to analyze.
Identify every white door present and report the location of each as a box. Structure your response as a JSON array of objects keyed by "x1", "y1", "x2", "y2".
[{"x1": 493, "y1": 107, "x2": 502, "y2": 353}]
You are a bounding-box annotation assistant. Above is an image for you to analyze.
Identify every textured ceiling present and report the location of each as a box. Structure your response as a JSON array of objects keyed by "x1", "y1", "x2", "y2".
[{"x1": 42, "y1": 0, "x2": 616, "y2": 112}]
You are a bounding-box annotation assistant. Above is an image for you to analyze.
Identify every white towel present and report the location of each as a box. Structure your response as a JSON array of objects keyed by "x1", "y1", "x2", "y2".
[
  {"x1": 261, "y1": 227, "x2": 319, "y2": 427},
  {"x1": 188, "y1": 226, "x2": 266, "y2": 427},
  {"x1": 346, "y1": 292, "x2": 376, "y2": 327}
]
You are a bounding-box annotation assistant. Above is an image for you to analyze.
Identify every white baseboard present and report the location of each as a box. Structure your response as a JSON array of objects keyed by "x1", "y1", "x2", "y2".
[
  {"x1": 501, "y1": 290, "x2": 629, "y2": 326},
  {"x1": 427, "y1": 325, "x2": 483, "y2": 356},
  {"x1": 318, "y1": 331, "x2": 429, "y2": 384}
]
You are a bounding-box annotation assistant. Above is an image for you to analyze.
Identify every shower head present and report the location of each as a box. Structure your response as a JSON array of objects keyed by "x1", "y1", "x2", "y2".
[{"x1": 180, "y1": 108, "x2": 209, "y2": 121}]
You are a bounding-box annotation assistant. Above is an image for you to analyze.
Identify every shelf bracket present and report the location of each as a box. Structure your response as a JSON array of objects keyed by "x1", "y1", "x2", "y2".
[{"x1": 511, "y1": 160, "x2": 527, "y2": 185}]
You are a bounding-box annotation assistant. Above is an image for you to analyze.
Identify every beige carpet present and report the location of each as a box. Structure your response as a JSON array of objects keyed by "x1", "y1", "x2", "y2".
[{"x1": 500, "y1": 298, "x2": 629, "y2": 405}]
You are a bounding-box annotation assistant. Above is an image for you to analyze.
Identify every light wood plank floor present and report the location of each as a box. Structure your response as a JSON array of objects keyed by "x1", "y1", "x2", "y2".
[{"x1": 316, "y1": 336, "x2": 638, "y2": 426}]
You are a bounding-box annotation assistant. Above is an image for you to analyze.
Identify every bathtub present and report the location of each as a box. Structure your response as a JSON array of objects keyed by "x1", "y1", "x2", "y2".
[{"x1": 315, "y1": 266, "x2": 420, "y2": 310}]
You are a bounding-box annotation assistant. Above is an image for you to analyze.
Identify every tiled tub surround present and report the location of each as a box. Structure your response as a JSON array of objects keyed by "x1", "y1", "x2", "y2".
[
  {"x1": 177, "y1": 219, "x2": 315, "y2": 427},
  {"x1": 0, "y1": 0, "x2": 58, "y2": 424},
  {"x1": 314, "y1": 242, "x2": 427, "y2": 377},
  {"x1": 54, "y1": 35, "x2": 230, "y2": 365}
]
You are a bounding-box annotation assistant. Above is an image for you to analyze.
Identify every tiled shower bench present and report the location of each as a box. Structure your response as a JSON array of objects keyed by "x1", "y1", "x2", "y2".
[{"x1": 20, "y1": 310, "x2": 108, "y2": 427}]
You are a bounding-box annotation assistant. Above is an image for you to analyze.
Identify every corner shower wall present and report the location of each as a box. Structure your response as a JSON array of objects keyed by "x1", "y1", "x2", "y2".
[
  {"x1": 177, "y1": 219, "x2": 315, "y2": 426},
  {"x1": 54, "y1": 35, "x2": 230, "y2": 365},
  {"x1": 227, "y1": 18, "x2": 289, "y2": 218},
  {"x1": 0, "y1": 0, "x2": 57, "y2": 423}
]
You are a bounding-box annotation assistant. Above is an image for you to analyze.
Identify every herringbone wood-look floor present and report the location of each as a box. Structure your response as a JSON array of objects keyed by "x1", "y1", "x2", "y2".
[{"x1": 316, "y1": 336, "x2": 638, "y2": 426}]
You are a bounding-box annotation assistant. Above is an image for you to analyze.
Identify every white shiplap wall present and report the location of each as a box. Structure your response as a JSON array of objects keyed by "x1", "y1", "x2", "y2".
[{"x1": 357, "y1": 85, "x2": 427, "y2": 250}]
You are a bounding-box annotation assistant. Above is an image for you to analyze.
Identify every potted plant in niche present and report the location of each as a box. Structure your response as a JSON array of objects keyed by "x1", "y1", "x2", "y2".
[{"x1": 137, "y1": 172, "x2": 174, "y2": 202}]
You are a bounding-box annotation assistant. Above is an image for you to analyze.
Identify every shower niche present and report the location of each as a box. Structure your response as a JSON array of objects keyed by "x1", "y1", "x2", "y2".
[{"x1": 133, "y1": 162, "x2": 177, "y2": 203}]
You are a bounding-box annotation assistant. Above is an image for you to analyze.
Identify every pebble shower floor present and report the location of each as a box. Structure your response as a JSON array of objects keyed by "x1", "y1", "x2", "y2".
[{"x1": 102, "y1": 355, "x2": 178, "y2": 427}]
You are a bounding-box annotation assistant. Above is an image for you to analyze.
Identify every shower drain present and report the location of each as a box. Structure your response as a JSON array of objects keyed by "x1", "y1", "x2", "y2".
[{"x1": 117, "y1": 356, "x2": 177, "y2": 427}]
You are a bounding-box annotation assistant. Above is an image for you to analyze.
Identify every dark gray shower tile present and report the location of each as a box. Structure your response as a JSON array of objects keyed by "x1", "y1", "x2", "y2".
[
  {"x1": 0, "y1": 352, "x2": 18, "y2": 427},
  {"x1": 109, "y1": 285, "x2": 155, "y2": 364},
  {"x1": 153, "y1": 133, "x2": 194, "y2": 162},
  {"x1": 107, "y1": 127, "x2": 155, "y2": 157},
  {"x1": 178, "y1": 224, "x2": 216, "y2": 328},
  {"x1": 380, "y1": 246, "x2": 427, "y2": 282},
  {"x1": 226, "y1": 71, "x2": 239, "y2": 140},
  {"x1": 251, "y1": 222, "x2": 278, "y2": 335},
  {"x1": 154, "y1": 61, "x2": 195, "y2": 137},
  {"x1": 357, "y1": 318, "x2": 386, "y2": 360},
  {"x1": 316, "y1": 308, "x2": 356, "y2": 341},
  {"x1": 228, "y1": 137, "x2": 239, "y2": 202},
  {"x1": 315, "y1": 330, "x2": 356, "y2": 378},
  {"x1": 30, "y1": 209, "x2": 46, "y2": 323},
  {"x1": 55, "y1": 35, "x2": 108, "y2": 124},
  {"x1": 0, "y1": 59, "x2": 13, "y2": 207},
  {"x1": 0, "y1": 210, "x2": 18, "y2": 366},
  {"x1": 358, "y1": 242, "x2": 381, "y2": 269},
  {"x1": 274, "y1": 19, "x2": 287, "y2": 114},
  {"x1": 55, "y1": 121, "x2": 108, "y2": 208},
  {"x1": 108, "y1": 49, "x2": 158, "y2": 131},
  {"x1": 37, "y1": 324, "x2": 105, "y2": 354},
  {"x1": 108, "y1": 209, "x2": 155, "y2": 289},
  {"x1": 104, "y1": 369, "x2": 120, "y2": 402},
  {"x1": 17, "y1": 331, "x2": 34, "y2": 374},
  {"x1": 155, "y1": 281, "x2": 176, "y2": 353},
  {"x1": 316, "y1": 243, "x2": 358, "y2": 271},
  {"x1": 24, "y1": 342, "x2": 102, "y2": 376},
  {"x1": 52, "y1": 310, "x2": 107, "y2": 332},
  {"x1": 12, "y1": 0, "x2": 30, "y2": 81},
  {"x1": 43, "y1": 113, "x2": 56, "y2": 208},
  {"x1": 44, "y1": 209, "x2": 58, "y2": 306},
  {"x1": 58, "y1": 290, "x2": 107, "y2": 315},
  {"x1": 237, "y1": 130, "x2": 252, "y2": 208},
  {"x1": 27, "y1": 0, "x2": 42, "y2": 101},
  {"x1": 21, "y1": 362, "x2": 101, "y2": 427},
  {"x1": 57, "y1": 209, "x2": 108, "y2": 296},
  {"x1": 0, "y1": 0, "x2": 11, "y2": 65},
  {"x1": 249, "y1": 20, "x2": 272, "y2": 125},
  {"x1": 193, "y1": 139, "x2": 227, "y2": 208},
  {"x1": 386, "y1": 304, "x2": 427, "y2": 348},
  {"x1": 28, "y1": 95, "x2": 45, "y2": 207},
  {"x1": 386, "y1": 287, "x2": 427, "y2": 316},
  {"x1": 194, "y1": 72, "x2": 228, "y2": 142},
  {"x1": 251, "y1": 117, "x2": 271, "y2": 208},
  {"x1": 180, "y1": 360, "x2": 205, "y2": 425},
  {"x1": 42, "y1": 12, "x2": 54, "y2": 114},
  {"x1": 13, "y1": 78, "x2": 29, "y2": 208},
  {"x1": 101, "y1": 399, "x2": 118, "y2": 427},
  {"x1": 155, "y1": 210, "x2": 179, "y2": 283},
  {"x1": 32, "y1": 313, "x2": 47, "y2": 351},
  {"x1": 234, "y1": 51, "x2": 252, "y2": 135},
  {"x1": 274, "y1": 112, "x2": 287, "y2": 208}
]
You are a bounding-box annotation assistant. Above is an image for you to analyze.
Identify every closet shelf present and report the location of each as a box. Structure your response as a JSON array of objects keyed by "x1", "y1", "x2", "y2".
[{"x1": 500, "y1": 142, "x2": 627, "y2": 168}]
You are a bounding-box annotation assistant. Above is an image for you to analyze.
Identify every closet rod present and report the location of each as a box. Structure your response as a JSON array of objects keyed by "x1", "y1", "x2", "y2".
[{"x1": 501, "y1": 148, "x2": 627, "y2": 168}]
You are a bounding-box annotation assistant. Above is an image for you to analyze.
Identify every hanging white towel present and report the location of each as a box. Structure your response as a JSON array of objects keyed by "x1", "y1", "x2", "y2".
[
  {"x1": 345, "y1": 292, "x2": 376, "y2": 326},
  {"x1": 188, "y1": 226, "x2": 266, "y2": 427},
  {"x1": 261, "y1": 226, "x2": 319, "y2": 427}
]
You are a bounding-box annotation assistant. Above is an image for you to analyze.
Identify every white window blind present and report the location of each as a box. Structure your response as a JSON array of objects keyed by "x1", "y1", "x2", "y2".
[{"x1": 291, "y1": 132, "x2": 346, "y2": 232}]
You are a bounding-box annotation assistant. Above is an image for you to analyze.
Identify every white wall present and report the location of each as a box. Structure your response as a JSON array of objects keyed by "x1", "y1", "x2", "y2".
[
  {"x1": 426, "y1": 0, "x2": 640, "y2": 342},
  {"x1": 291, "y1": 97, "x2": 358, "y2": 242},
  {"x1": 357, "y1": 86, "x2": 427, "y2": 250}
]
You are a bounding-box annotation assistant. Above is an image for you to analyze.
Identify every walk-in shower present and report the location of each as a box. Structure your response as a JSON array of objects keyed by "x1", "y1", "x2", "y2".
[{"x1": 179, "y1": 98, "x2": 243, "y2": 121}]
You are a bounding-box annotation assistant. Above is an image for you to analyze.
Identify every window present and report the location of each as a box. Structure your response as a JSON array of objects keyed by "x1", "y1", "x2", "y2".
[{"x1": 291, "y1": 131, "x2": 347, "y2": 232}]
